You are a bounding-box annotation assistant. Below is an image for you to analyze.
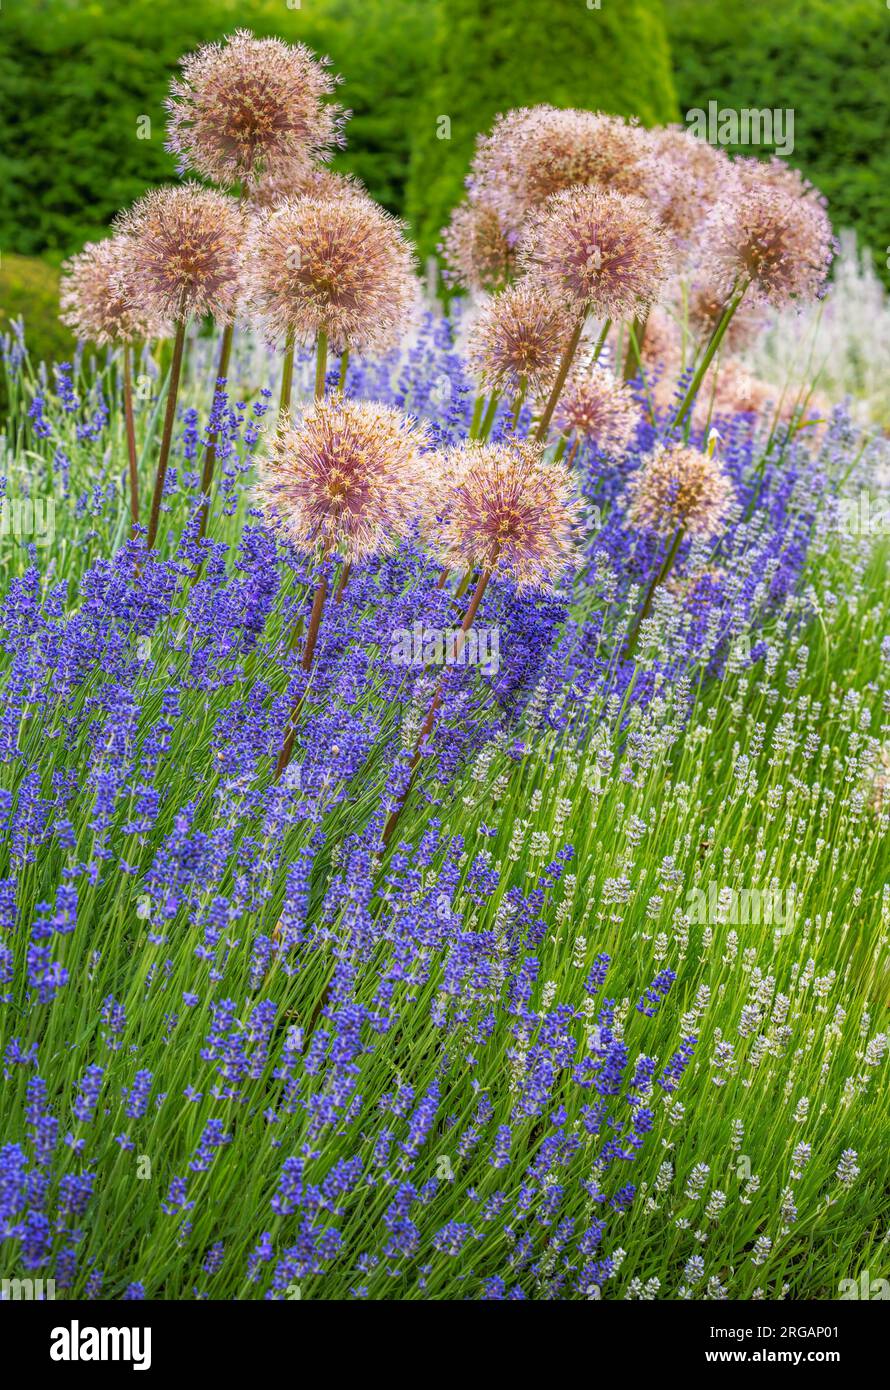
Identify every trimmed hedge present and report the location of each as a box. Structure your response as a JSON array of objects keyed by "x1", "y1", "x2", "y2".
[
  {"x1": 0, "y1": 254, "x2": 75, "y2": 363},
  {"x1": 0, "y1": 0, "x2": 433, "y2": 260},
  {"x1": 667, "y1": 0, "x2": 890, "y2": 284},
  {"x1": 404, "y1": 0, "x2": 677, "y2": 254}
]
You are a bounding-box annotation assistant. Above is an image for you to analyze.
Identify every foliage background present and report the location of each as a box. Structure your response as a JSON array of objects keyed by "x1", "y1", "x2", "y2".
[{"x1": 1, "y1": 0, "x2": 888, "y2": 364}]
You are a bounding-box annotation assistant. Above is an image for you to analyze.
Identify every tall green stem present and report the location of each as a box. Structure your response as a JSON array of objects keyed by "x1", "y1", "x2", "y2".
[
  {"x1": 196, "y1": 321, "x2": 234, "y2": 541},
  {"x1": 278, "y1": 330, "x2": 295, "y2": 433},
  {"x1": 145, "y1": 317, "x2": 187, "y2": 552},
  {"x1": 622, "y1": 312, "x2": 649, "y2": 382},
  {"x1": 315, "y1": 331, "x2": 328, "y2": 400},
  {"x1": 626, "y1": 526, "x2": 684, "y2": 658},
  {"x1": 536, "y1": 311, "x2": 586, "y2": 441},
  {"x1": 672, "y1": 282, "x2": 749, "y2": 431},
  {"x1": 122, "y1": 342, "x2": 139, "y2": 532}
]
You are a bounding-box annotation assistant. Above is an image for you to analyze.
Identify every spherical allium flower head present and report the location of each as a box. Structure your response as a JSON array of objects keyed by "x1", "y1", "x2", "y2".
[
  {"x1": 553, "y1": 363, "x2": 641, "y2": 454},
  {"x1": 115, "y1": 185, "x2": 245, "y2": 323},
  {"x1": 430, "y1": 439, "x2": 580, "y2": 589},
  {"x1": 706, "y1": 164, "x2": 835, "y2": 308},
  {"x1": 60, "y1": 237, "x2": 170, "y2": 345},
  {"x1": 466, "y1": 282, "x2": 571, "y2": 397},
  {"x1": 165, "y1": 29, "x2": 345, "y2": 188},
  {"x1": 468, "y1": 107, "x2": 652, "y2": 235},
  {"x1": 638, "y1": 126, "x2": 733, "y2": 257},
  {"x1": 518, "y1": 185, "x2": 669, "y2": 320},
  {"x1": 250, "y1": 155, "x2": 365, "y2": 211},
  {"x1": 626, "y1": 442, "x2": 733, "y2": 541},
  {"x1": 246, "y1": 194, "x2": 419, "y2": 353},
  {"x1": 257, "y1": 398, "x2": 431, "y2": 561},
  {"x1": 439, "y1": 198, "x2": 515, "y2": 293}
]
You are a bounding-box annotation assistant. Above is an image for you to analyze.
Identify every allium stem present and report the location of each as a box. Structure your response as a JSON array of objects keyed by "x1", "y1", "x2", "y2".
[
  {"x1": 197, "y1": 321, "x2": 234, "y2": 541},
  {"x1": 146, "y1": 317, "x2": 187, "y2": 551},
  {"x1": 315, "y1": 330, "x2": 328, "y2": 400},
  {"x1": 672, "y1": 281, "x2": 749, "y2": 431},
  {"x1": 626, "y1": 525, "x2": 684, "y2": 658},
  {"x1": 278, "y1": 330, "x2": 295, "y2": 433},
  {"x1": 592, "y1": 318, "x2": 612, "y2": 364},
  {"x1": 122, "y1": 342, "x2": 139, "y2": 531},
  {"x1": 338, "y1": 347, "x2": 350, "y2": 396},
  {"x1": 622, "y1": 312, "x2": 649, "y2": 382},
  {"x1": 469, "y1": 394, "x2": 485, "y2": 437},
  {"x1": 510, "y1": 377, "x2": 527, "y2": 431},
  {"x1": 383, "y1": 560, "x2": 495, "y2": 846},
  {"x1": 275, "y1": 557, "x2": 330, "y2": 779},
  {"x1": 334, "y1": 559, "x2": 352, "y2": 602},
  {"x1": 535, "y1": 311, "x2": 586, "y2": 441}
]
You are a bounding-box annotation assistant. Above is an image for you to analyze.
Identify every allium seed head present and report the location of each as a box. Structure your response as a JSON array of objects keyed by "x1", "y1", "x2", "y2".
[
  {"x1": 627, "y1": 442, "x2": 733, "y2": 541},
  {"x1": 257, "y1": 398, "x2": 431, "y2": 561},
  {"x1": 115, "y1": 185, "x2": 246, "y2": 323},
  {"x1": 250, "y1": 155, "x2": 365, "y2": 211},
  {"x1": 553, "y1": 364, "x2": 641, "y2": 455},
  {"x1": 430, "y1": 439, "x2": 580, "y2": 589},
  {"x1": 439, "y1": 198, "x2": 515, "y2": 293},
  {"x1": 706, "y1": 163, "x2": 835, "y2": 308},
  {"x1": 518, "y1": 185, "x2": 669, "y2": 320},
  {"x1": 468, "y1": 107, "x2": 652, "y2": 234},
  {"x1": 60, "y1": 237, "x2": 170, "y2": 345},
  {"x1": 165, "y1": 29, "x2": 345, "y2": 188},
  {"x1": 467, "y1": 282, "x2": 572, "y2": 397},
  {"x1": 246, "y1": 195, "x2": 419, "y2": 353}
]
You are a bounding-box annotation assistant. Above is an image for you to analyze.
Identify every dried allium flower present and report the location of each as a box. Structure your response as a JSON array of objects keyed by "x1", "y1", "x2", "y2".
[
  {"x1": 439, "y1": 198, "x2": 515, "y2": 293},
  {"x1": 553, "y1": 363, "x2": 641, "y2": 454},
  {"x1": 627, "y1": 442, "x2": 732, "y2": 540},
  {"x1": 468, "y1": 107, "x2": 652, "y2": 234},
  {"x1": 639, "y1": 126, "x2": 733, "y2": 251},
  {"x1": 115, "y1": 185, "x2": 245, "y2": 323},
  {"x1": 518, "y1": 186, "x2": 668, "y2": 321},
  {"x1": 165, "y1": 29, "x2": 345, "y2": 188},
  {"x1": 466, "y1": 282, "x2": 570, "y2": 396},
  {"x1": 246, "y1": 194, "x2": 419, "y2": 353},
  {"x1": 429, "y1": 439, "x2": 579, "y2": 589},
  {"x1": 257, "y1": 398, "x2": 430, "y2": 561},
  {"x1": 60, "y1": 237, "x2": 169, "y2": 344},
  {"x1": 706, "y1": 166, "x2": 835, "y2": 308},
  {"x1": 250, "y1": 155, "x2": 365, "y2": 211}
]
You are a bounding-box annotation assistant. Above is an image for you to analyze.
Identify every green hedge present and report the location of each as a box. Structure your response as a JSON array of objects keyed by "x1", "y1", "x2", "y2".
[
  {"x1": 404, "y1": 0, "x2": 677, "y2": 254},
  {"x1": 667, "y1": 0, "x2": 890, "y2": 284},
  {"x1": 0, "y1": 254, "x2": 74, "y2": 363},
  {"x1": 0, "y1": 0, "x2": 433, "y2": 261}
]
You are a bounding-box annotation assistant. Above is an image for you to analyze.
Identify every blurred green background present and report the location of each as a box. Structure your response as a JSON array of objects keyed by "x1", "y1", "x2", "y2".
[{"x1": 1, "y1": 0, "x2": 888, "y2": 365}]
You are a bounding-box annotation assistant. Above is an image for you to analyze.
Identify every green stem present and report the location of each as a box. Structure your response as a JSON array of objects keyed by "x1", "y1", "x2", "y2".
[
  {"x1": 622, "y1": 311, "x2": 649, "y2": 382},
  {"x1": 122, "y1": 342, "x2": 139, "y2": 532},
  {"x1": 197, "y1": 321, "x2": 234, "y2": 541},
  {"x1": 536, "y1": 311, "x2": 586, "y2": 441},
  {"x1": 278, "y1": 330, "x2": 295, "y2": 433},
  {"x1": 626, "y1": 526, "x2": 685, "y2": 658},
  {"x1": 315, "y1": 331, "x2": 328, "y2": 400},
  {"x1": 145, "y1": 317, "x2": 187, "y2": 552},
  {"x1": 673, "y1": 282, "x2": 749, "y2": 432}
]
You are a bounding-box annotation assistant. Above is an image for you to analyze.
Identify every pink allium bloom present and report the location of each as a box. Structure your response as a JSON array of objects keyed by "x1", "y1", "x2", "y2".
[
  {"x1": 250, "y1": 155, "x2": 365, "y2": 211},
  {"x1": 115, "y1": 185, "x2": 245, "y2": 323},
  {"x1": 60, "y1": 237, "x2": 170, "y2": 344},
  {"x1": 165, "y1": 29, "x2": 345, "y2": 189},
  {"x1": 467, "y1": 282, "x2": 571, "y2": 397},
  {"x1": 468, "y1": 106, "x2": 652, "y2": 235},
  {"x1": 638, "y1": 125, "x2": 734, "y2": 257},
  {"x1": 706, "y1": 162, "x2": 835, "y2": 308},
  {"x1": 439, "y1": 198, "x2": 515, "y2": 293},
  {"x1": 430, "y1": 439, "x2": 580, "y2": 589},
  {"x1": 553, "y1": 364, "x2": 641, "y2": 454},
  {"x1": 257, "y1": 398, "x2": 431, "y2": 561},
  {"x1": 626, "y1": 442, "x2": 733, "y2": 540},
  {"x1": 518, "y1": 185, "x2": 669, "y2": 321},
  {"x1": 246, "y1": 194, "x2": 419, "y2": 353}
]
